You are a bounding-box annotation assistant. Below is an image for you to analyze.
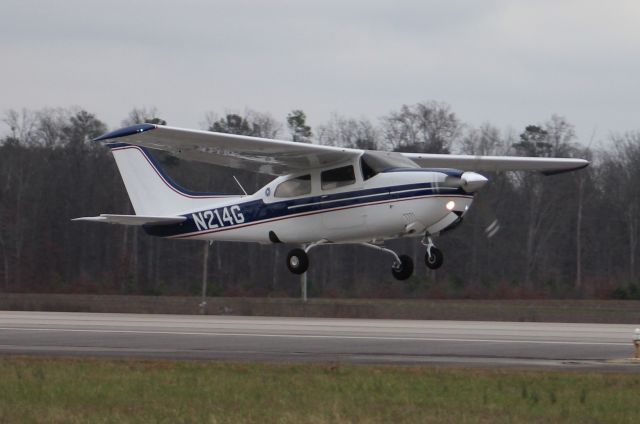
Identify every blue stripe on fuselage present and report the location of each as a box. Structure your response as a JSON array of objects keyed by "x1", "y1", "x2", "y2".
[{"x1": 142, "y1": 182, "x2": 470, "y2": 238}]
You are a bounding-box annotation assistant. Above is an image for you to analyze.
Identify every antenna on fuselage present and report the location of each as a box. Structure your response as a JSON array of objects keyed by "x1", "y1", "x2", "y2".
[{"x1": 233, "y1": 175, "x2": 248, "y2": 195}]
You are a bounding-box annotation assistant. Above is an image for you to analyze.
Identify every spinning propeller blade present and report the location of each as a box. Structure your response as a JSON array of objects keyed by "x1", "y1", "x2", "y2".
[{"x1": 485, "y1": 219, "x2": 501, "y2": 238}]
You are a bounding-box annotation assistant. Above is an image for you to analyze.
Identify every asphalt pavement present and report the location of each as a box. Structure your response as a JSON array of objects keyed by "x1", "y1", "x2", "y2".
[{"x1": 1, "y1": 311, "x2": 639, "y2": 371}]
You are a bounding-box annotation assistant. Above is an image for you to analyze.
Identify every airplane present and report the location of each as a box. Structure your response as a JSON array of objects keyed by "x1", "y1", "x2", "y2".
[{"x1": 74, "y1": 123, "x2": 589, "y2": 280}]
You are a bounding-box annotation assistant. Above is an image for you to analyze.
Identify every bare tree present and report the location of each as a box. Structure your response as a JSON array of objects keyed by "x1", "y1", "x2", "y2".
[
  {"x1": 605, "y1": 132, "x2": 640, "y2": 282},
  {"x1": 512, "y1": 117, "x2": 577, "y2": 287},
  {"x1": 246, "y1": 110, "x2": 282, "y2": 139},
  {"x1": 35, "y1": 108, "x2": 70, "y2": 147},
  {"x1": 459, "y1": 123, "x2": 510, "y2": 155},
  {"x1": 202, "y1": 109, "x2": 282, "y2": 139},
  {"x1": 122, "y1": 107, "x2": 167, "y2": 126},
  {"x1": 317, "y1": 114, "x2": 379, "y2": 150},
  {"x1": 545, "y1": 114, "x2": 576, "y2": 156},
  {"x1": 3, "y1": 109, "x2": 37, "y2": 146},
  {"x1": 381, "y1": 101, "x2": 462, "y2": 153}
]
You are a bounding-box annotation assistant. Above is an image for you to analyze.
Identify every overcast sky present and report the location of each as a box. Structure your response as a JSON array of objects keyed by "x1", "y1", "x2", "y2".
[{"x1": 1, "y1": 0, "x2": 639, "y2": 144}]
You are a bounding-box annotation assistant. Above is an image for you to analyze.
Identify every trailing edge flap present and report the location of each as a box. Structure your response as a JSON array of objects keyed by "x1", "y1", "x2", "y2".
[{"x1": 72, "y1": 214, "x2": 186, "y2": 226}]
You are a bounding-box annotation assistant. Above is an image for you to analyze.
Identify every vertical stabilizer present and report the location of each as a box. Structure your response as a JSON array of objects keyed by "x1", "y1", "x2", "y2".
[{"x1": 108, "y1": 143, "x2": 228, "y2": 216}]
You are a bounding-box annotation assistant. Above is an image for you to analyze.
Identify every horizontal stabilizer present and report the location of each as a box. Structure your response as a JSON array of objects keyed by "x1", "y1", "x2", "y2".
[{"x1": 72, "y1": 214, "x2": 186, "y2": 226}]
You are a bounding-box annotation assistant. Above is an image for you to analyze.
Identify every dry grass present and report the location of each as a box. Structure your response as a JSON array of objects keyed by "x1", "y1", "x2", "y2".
[{"x1": 0, "y1": 356, "x2": 638, "y2": 423}]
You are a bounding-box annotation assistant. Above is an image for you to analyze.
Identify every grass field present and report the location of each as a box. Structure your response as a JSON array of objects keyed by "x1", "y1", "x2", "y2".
[{"x1": 0, "y1": 357, "x2": 638, "y2": 423}]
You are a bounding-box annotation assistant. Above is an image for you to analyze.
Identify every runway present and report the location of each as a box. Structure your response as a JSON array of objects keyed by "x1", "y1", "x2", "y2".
[{"x1": 1, "y1": 311, "x2": 639, "y2": 370}]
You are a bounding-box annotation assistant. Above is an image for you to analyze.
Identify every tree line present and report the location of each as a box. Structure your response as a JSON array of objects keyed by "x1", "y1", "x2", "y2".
[{"x1": 0, "y1": 103, "x2": 638, "y2": 299}]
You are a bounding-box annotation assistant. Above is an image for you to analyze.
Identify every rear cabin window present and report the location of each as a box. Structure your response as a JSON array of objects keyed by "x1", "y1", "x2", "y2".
[
  {"x1": 321, "y1": 165, "x2": 356, "y2": 190},
  {"x1": 274, "y1": 175, "x2": 311, "y2": 198}
]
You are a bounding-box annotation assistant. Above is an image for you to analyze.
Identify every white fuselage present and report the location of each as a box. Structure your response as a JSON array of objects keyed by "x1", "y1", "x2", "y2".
[{"x1": 144, "y1": 160, "x2": 477, "y2": 245}]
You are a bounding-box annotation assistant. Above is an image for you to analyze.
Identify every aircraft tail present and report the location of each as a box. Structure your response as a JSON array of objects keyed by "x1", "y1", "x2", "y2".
[{"x1": 107, "y1": 143, "x2": 230, "y2": 216}]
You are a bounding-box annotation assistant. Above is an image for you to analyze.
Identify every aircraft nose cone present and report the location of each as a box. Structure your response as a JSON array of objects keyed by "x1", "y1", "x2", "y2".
[{"x1": 460, "y1": 172, "x2": 488, "y2": 192}]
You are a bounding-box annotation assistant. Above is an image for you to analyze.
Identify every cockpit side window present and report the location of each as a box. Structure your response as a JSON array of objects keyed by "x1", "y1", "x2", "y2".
[
  {"x1": 274, "y1": 175, "x2": 311, "y2": 198},
  {"x1": 321, "y1": 165, "x2": 356, "y2": 190}
]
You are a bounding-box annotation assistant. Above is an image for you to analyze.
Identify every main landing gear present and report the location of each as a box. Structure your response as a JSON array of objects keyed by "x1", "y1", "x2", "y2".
[
  {"x1": 285, "y1": 237, "x2": 444, "y2": 280},
  {"x1": 391, "y1": 255, "x2": 414, "y2": 280},
  {"x1": 286, "y1": 248, "x2": 309, "y2": 274},
  {"x1": 286, "y1": 240, "x2": 328, "y2": 275},
  {"x1": 360, "y1": 243, "x2": 414, "y2": 281}
]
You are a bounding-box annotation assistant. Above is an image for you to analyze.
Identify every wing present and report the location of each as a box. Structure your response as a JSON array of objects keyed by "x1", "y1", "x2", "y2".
[
  {"x1": 72, "y1": 214, "x2": 186, "y2": 226},
  {"x1": 94, "y1": 124, "x2": 361, "y2": 176},
  {"x1": 94, "y1": 124, "x2": 589, "y2": 176},
  {"x1": 402, "y1": 153, "x2": 589, "y2": 175}
]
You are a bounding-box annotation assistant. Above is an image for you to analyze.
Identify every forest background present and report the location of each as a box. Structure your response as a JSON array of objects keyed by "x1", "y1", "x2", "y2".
[{"x1": 1, "y1": 102, "x2": 638, "y2": 300}]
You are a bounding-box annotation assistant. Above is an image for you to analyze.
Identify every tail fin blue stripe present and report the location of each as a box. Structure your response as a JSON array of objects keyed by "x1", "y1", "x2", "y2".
[{"x1": 107, "y1": 143, "x2": 228, "y2": 198}]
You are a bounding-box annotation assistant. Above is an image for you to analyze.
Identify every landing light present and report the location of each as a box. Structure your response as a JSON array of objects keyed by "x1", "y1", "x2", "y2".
[{"x1": 446, "y1": 200, "x2": 456, "y2": 211}]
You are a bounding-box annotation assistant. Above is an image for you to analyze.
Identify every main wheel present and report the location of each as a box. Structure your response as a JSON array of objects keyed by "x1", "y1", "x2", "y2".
[
  {"x1": 425, "y1": 247, "x2": 444, "y2": 270},
  {"x1": 286, "y1": 248, "x2": 309, "y2": 274},
  {"x1": 391, "y1": 254, "x2": 414, "y2": 280}
]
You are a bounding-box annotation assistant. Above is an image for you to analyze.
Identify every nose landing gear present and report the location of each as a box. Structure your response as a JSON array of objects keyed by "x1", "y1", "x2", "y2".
[{"x1": 423, "y1": 236, "x2": 444, "y2": 270}]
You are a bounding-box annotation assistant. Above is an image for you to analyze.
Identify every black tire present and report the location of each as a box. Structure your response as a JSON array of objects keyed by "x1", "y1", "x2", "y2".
[
  {"x1": 286, "y1": 248, "x2": 309, "y2": 274},
  {"x1": 425, "y1": 247, "x2": 444, "y2": 270},
  {"x1": 391, "y1": 254, "x2": 414, "y2": 280}
]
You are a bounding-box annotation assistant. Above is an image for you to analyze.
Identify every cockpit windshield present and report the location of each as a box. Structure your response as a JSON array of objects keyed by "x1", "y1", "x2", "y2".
[{"x1": 360, "y1": 151, "x2": 419, "y2": 180}]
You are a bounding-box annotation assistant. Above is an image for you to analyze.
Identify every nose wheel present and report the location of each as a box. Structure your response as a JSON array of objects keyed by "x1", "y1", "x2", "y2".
[
  {"x1": 425, "y1": 247, "x2": 443, "y2": 269},
  {"x1": 423, "y1": 236, "x2": 444, "y2": 269}
]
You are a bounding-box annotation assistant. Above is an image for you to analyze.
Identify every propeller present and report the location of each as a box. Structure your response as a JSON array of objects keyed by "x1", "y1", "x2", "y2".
[
  {"x1": 444, "y1": 172, "x2": 500, "y2": 239},
  {"x1": 485, "y1": 218, "x2": 501, "y2": 238}
]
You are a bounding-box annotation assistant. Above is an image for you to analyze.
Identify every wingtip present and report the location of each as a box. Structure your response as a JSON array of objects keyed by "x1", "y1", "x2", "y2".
[
  {"x1": 541, "y1": 159, "x2": 591, "y2": 176},
  {"x1": 93, "y1": 123, "x2": 156, "y2": 142},
  {"x1": 72, "y1": 216, "x2": 105, "y2": 222}
]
